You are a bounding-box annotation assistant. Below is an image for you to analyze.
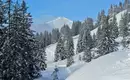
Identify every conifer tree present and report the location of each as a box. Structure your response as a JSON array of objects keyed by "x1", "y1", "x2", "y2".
[
  {"x1": 83, "y1": 47, "x2": 92, "y2": 62},
  {"x1": 119, "y1": 12, "x2": 130, "y2": 38},
  {"x1": 54, "y1": 36, "x2": 65, "y2": 62},
  {"x1": 82, "y1": 30, "x2": 93, "y2": 51},
  {"x1": 0, "y1": 0, "x2": 41, "y2": 79},
  {"x1": 66, "y1": 37, "x2": 74, "y2": 67},
  {"x1": 110, "y1": 15, "x2": 119, "y2": 39},
  {"x1": 97, "y1": 16, "x2": 117, "y2": 55}
]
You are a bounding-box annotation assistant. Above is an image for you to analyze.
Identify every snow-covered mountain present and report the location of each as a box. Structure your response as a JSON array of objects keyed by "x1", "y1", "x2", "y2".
[
  {"x1": 32, "y1": 17, "x2": 73, "y2": 33},
  {"x1": 46, "y1": 17, "x2": 73, "y2": 29}
]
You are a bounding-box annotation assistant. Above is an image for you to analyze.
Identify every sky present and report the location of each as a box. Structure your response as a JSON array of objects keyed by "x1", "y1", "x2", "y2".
[{"x1": 26, "y1": 0, "x2": 124, "y2": 23}]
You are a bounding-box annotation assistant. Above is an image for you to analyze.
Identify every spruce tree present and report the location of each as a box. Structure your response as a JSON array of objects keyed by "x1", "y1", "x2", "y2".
[
  {"x1": 71, "y1": 21, "x2": 81, "y2": 36},
  {"x1": 110, "y1": 15, "x2": 119, "y2": 39},
  {"x1": 119, "y1": 12, "x2": 130, "y2": 38},
  {"x1": 83, "y1": 47, "x2": 92, "y2": 62},
  {"x1": 0, "y1": 1, "x2": 41, "y2": 79},
  {"x1": 97, "y1": 16, "x2": 117, "y2": 55},
  {"x1": 54, "y1": 36, "x2": 65, "y2": 62},
  {"x1": 0, "y1": 0, "x2": 7, "y2": 78},
  {"x1": 66, "y1": 37, "x2": 74, "y2": 67},
  {"x1": 82, "y1": 30, "x2": 93, "y2": 51},
  {"x1": 76, "y1": 29, "x2": 84, "y2": 53}
]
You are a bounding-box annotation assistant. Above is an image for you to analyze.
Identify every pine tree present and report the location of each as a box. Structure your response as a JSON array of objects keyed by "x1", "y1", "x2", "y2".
[
  {"x1": 0, "y1": 1, "x2": 41, "y2": 79},
  {"x1": 124, "y1": 0, "x2": 129, "y2": 9},
  {"x1": 52, "y1": 28, "x2": 60, "y2": 43},
  {"x1": 108, "y1": 4, "x2": 113, "y2": 17},
  {"x1": 66, "y1": 56, "x2": 74, "y2": 67},
  {"x1": 97, "y1": 16, "x2": 117, "y2": 55},
  {"x1": 60, "y1": 24, "x2": 71, "y2": 40},
  {"x1": 95, "y1": 12, "x2": 101, "y2": 28},
  {"x1": 83, "y1": 47, "x2": 92, "y2": 62},
  {"x1": 0, "y1": 0, "x2": 7, "y2": 78},
  {"x1": 36, "y1": 40, "x2": 47, "y2": 70},
  {"x1": 119, "y1": 12, "x2": 130, "y2": 38},
  {"x1": 66, "y1": 37, "x2": 74, "y2": 67},
  {"x1": 110, "y1": 15, "x2": 119, "y2": 39},
  {"x1": 54, "y1": 36, "x2": 65, "y2": 62},
  {"x1": 82, "y1": 30, "x2": 93, "y2": 51},
  {"x1": 76, "y1": 31, "x2": 84, "y2": 53},
  {"x1": 71, "y1": 21, "x2": 81, "y2": 36}
]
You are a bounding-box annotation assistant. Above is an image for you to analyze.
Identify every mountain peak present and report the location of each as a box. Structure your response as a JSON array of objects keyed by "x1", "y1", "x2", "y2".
[{"x1": 46, "y1": 17, "x2": 73, "y2": 29}]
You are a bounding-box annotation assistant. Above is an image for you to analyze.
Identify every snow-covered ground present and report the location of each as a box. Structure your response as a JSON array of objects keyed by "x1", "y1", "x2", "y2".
[{"x1": 66, "y1": 50, "x2": 130, "y2": 80}]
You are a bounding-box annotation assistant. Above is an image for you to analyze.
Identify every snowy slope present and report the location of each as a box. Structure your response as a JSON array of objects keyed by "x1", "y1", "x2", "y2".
[
  {"x1": 45, "y1": 35, "x2": 79, "y2": 63},
  {"x1": 116, "y1": 10, "x2": 127, "y2": 26},
  {"x1": 66, "y1": 50, "x2": 130, "y2": 80},
  {"x1": 90, "y1": 27, "x2": 98, "y2": 36}
]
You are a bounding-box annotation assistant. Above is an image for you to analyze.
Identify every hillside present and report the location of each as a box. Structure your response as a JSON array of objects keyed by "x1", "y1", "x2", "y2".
[{"x1": 66, "y1": 49, "x2": 130, "y2": 80}]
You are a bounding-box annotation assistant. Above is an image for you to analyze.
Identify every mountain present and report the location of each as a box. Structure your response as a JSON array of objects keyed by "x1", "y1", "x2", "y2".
[{"x1": 32, "y1": 17, "x2": 73, "y2": 33}]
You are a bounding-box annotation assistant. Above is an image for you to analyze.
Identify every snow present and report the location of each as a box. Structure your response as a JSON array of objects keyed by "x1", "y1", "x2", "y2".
[
  {"x1": 46, "y1": 43, "x2": 57, "y2": 63},
  {"x1": 90, "y1": 27, "x2": 98, "y2": 36},
  {"x1": 66, "y1": 50, "x2": 130, "y2": 80},
  {"x1": 46, "y1": 17, "x2": 73, "y2": 29},
  {"x1": 116, "y1": 10, "x2": 127, "y2": 26},
  {"x1": 45, "y1": 35, "x2": 79, "y2": 63}
]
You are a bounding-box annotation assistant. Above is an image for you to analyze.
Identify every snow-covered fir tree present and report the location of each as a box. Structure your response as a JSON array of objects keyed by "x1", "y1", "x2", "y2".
[
  {"x1": 54, "y1": 36, "x2": 65, "y2": 62},
  {"x1": 52, "y1": 28, "x2": 60, "y2": 43},
  {"x1": 71, "y1": 21, "x2": 81, "y2": 36},
  {"x1": 119, "y1": 11, "x2": 130, "y2": 38},
  {"x1": 92, "y1": 33, "x2": 97, "y2": 48},
  {"x1": 0, "y1": 0, "x2": 43, "y2": 79},
  {"x1": 82, "y1": 29, "x2": 92, "y2": 62},
  {"x1": 76, "y1": 31, "x2": 84, "y2": 53},
  {"x1": 97, "y1": 15, "x2": 118, "y2": 55},
  {"x1": 110, "y1": 15, "x2": 119, "y2": 39},
  {"x1": 66, "y1": 37, "x2": 74, "y2": 67},
  {"x1": 83, "y1": 47, "x2": 92, "y2": 62},
  {"x1": 95, "y1": 12, "x2": 101, "y2": 28},
  {"x1": 124, "y1": 0, "x2": 130, "y2": 9},
  {"x1": 0, "y1": 0, "x2": 7, "y2": 78},
  {"x1": 82, "y1": 30, "x2": 93, "y2": 51},
  {"x1": 77, "y1": 18, "x2": 93, "y2": 53},
  {"x1": 60, "y1": 24, "x2": 71, "y2": 40},
  {"x1": 36, "y1": 40, "x2": 47, "y2": 70},
  {"x1": 82, "y1": 17, "x2": 94, "y2": 31}
]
